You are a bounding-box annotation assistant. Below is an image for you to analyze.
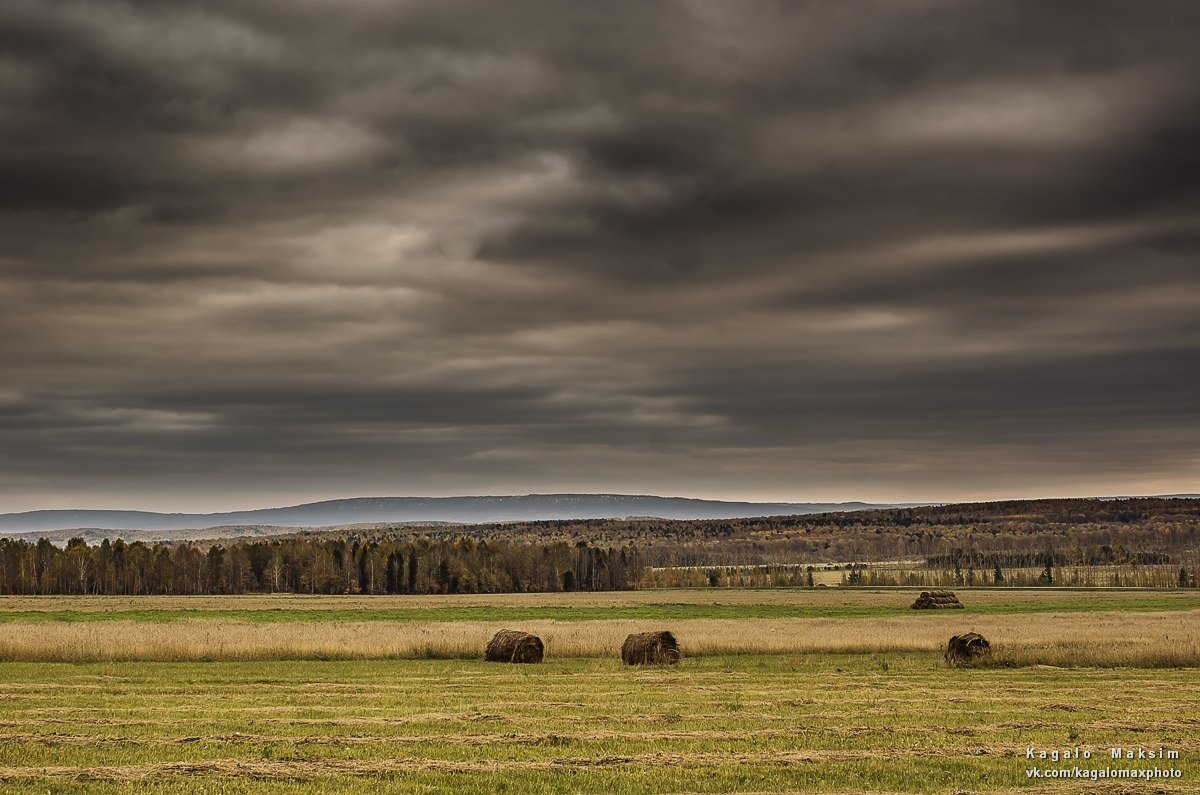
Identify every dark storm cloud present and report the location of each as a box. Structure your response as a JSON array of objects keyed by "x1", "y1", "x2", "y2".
[{"x1": 2, "y1": 0, "x2": 1199, "y2": 510}]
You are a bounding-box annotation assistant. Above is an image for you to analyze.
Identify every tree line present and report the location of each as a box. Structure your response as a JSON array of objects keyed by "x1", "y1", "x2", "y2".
[
  {"x1": 924, "y1": 545, "x2": 1173, "y2": 569},
  {"x1": 0, "y1": 536, "x2": 642, "y2": 595}
]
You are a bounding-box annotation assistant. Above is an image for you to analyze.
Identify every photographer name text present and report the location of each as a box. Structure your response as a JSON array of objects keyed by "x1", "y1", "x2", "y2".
[{"x1": 1026, "y1": 746, "x2": 1180, "y2": 762}]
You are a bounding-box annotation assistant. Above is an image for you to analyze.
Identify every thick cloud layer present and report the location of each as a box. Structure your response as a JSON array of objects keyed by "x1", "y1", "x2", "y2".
[{"x1": 2, "y1": 0, "x2": 1198, "y2": 510}]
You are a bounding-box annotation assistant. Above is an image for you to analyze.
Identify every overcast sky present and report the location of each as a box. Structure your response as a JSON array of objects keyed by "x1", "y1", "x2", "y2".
[{"x1": 2, "y1": 1, "x2": 1198, "y2": 512}]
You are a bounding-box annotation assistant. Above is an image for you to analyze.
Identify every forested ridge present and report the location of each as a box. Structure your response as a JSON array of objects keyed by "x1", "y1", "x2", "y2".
[{"x1": 0, "y1": 497, "x2": 1196, "y2": 594}]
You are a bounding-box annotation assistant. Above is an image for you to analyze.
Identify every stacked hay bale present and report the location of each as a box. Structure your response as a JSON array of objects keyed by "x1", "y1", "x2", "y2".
[
  {"x1": 484, "y1": 630, "x2": 544, "y2": 663},
  {"x1": 944, "y1": 632, "x2": 991, "y2": 666},
  {"x1": 621, "y1": 631, "x2": 680, "y2": 665},
  {"x1": 910, "y1": 590, "x2": 964, "y2": 609}
]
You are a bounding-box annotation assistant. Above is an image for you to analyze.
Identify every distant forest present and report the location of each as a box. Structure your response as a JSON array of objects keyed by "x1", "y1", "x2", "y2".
[
  {"x1": 0, "y1": 497, "x2": 1197, "y2": 594},
  {"x1": 0, "y1": 537, "x2": 639, "y2": 596}
]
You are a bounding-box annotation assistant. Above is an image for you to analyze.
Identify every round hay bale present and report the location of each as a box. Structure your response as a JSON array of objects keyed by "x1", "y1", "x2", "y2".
[
  {"x1": 485, "y1": 629, "x2": 544, "y2": 663},
  {"x1": 944, "y1": 632, "x2": 991, "y2": 666},
  {"x1": 621, "y1": 631, "x2": 680, "y2": 665}
]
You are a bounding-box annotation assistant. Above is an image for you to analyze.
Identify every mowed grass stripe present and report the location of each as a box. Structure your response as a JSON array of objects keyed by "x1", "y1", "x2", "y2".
[
  {"x1": 0, "y1": 746, "x2": 1081, "y2": 778},
  {"x1": 0, "y1": 756, "x2": 1066, "y2": 795},
  {"x1": 0, "y1": 738, "x2": 1190, "y2": 793},
  {"x1": 2, "y1": 727, "x2": 1199, "y2": 755}
]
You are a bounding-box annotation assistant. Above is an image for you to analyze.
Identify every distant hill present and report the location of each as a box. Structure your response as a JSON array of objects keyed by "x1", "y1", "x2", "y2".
[
  {"x1": 0, "y1": 522, "x2": 453, "y2": 547},
  {"x1": 0, "y1": 494, "x2": 904, "y2": 537},
  {"x1": 0, "y1": 524, "x2": 306, "y2": 546}
]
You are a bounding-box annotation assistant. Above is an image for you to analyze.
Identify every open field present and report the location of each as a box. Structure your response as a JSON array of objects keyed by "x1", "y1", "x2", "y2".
[
  {"x1": 2, "y1": 611, "x2": 1199, "y2": 666},
  {"x1": 0, "y1": 588, "x2": 1197, "y2": 665},
  {"x1": 2, "y1": 586, "x2": 1197, "y2": 620},
  {"x1": 0, "y1": 655, "x2": 1197, "y2": 794},
  {"x1": 1, "y1": 589, "x2": 1198, "y2": 792}
]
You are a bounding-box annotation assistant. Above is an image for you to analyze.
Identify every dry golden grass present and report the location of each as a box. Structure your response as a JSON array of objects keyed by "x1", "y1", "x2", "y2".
[{"x1": 2, "y1": 609, "x2": 1196, "y2": 664}]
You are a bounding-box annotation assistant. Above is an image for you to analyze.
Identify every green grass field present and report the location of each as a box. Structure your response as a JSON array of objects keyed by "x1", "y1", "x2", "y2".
[
  {"x1": 1, "y1": 655, "x2": 1197, "y2": 794},
  {"x1": 0, "y1": 596, "x2": 1195, "y2": 624},
  {"x1": 1, "y1": 589, "x2": 1197, "y2": 793},
  {"x1": 1, "y1": 588, "x2": 1196, "y2": 624}
]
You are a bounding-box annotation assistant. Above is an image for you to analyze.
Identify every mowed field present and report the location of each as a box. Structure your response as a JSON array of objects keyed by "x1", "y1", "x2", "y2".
[{"x1": 1, "y1": 589, "x2": 1198, "y2": 793}]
